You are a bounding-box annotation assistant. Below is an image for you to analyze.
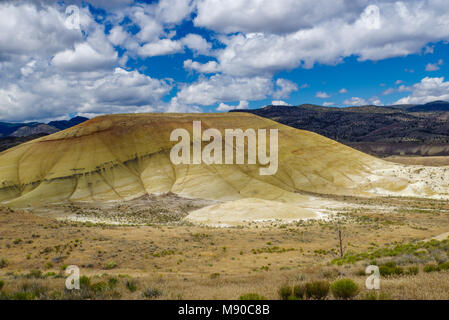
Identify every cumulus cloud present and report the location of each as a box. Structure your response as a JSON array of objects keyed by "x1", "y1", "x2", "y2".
[
  {"x1": 343, "y1": 96, "x2": 383, "y2": 106},
  {"x1": 271, "y1": 100, "x2": 291, "y2": 106},
  {"x1": 273, "y1": 79, "x2": 298, "y2": 99},
  {"x1": 175, "y1": 74, "x2": 273, "y2": 106},
  {"x1": 183, "y1": 59, "x2": 220, "y2": 74},
  {"x1": 425, "y1": 59, "x2": 444, "y2": 71},
  {"x1": 196, "y1": 1, "x2": 449, "y2": 76},
  {"x1": 194, "y1": 0, "x2": 359, "y2": 34},
  {"x1": 216, "y1": 100, "x2": 248, "y2": 111},
  {"x1": 181, "y1": 33, "x2": 211, "y2": 55},
  {"x1": 395, "y1": 77, "x2": 449, "y2": 104},
  {"x1": 339, "y1": 88, "x2": 347, "y2": 94},
  {"x1": 323, "y1": 102, "x2": 335, "y2": 106},
  {"x1": 174, "y1": 75, "x2": 297, "y2": 107},
  {"x1": 0, "y1": 67, "x2": 173, "y2": 121},
  {"x1": 52, "y1": 29, "x2": 118, "y2": 72},
  {"x1": 138, "y1": 38, "x2": 184, "y2": 57},
  {"x1": 316, "y1": 91, "x2": 331, "y2": 99}
]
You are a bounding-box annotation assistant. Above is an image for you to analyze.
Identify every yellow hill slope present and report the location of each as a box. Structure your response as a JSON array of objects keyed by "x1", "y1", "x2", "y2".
[{"x1": 0, "y1": 113, "x2": 447, "y2": 212}]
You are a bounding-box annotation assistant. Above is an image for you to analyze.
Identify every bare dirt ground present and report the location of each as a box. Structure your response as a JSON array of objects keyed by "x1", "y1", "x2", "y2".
[
  {"x1": 385, "y1": 156, "x2": 449, "y2": 167},
  {"x1": 1, "y1": 193, "x2": 449, "y2": 300}
]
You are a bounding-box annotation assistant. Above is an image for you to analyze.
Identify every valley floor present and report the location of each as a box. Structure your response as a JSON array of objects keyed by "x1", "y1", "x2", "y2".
[{"x1": 1, "y1": 194, "x2": 449, "y2": 300}]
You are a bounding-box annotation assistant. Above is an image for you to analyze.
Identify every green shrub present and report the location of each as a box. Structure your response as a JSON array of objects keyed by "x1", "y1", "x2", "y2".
[
  {"x1": 104, "y1": 261, "x2": 117, "y2": 270},
  {"x1": 26, "y1": 269, "x2": 43, "y2": 279},
  {"x1": 239, "y1": 293, "x2": 266, "y2": 300},
  {"x1": 406, "y1": 266, "x2": 419, "y2": 275},
  {"x1": 0, "y1": 258, "x2": 8, "y2": 268},
  {"x1": 90, "y1": 281, "x2": 108, "y2": 293},
  {"x1": 278, "y1": 285, "x2": 292, "y2": 300},
  {"x1": 108, "y1": 278, "x2": 118, "y2": 288},
  {"x1": 143, "y1": 287, "x2": 162, "y2": 299},
  {"x1": 305, "y1": 281, "x2": 329, "y2": 300},
  {"x1": 379, "y1": 264, "x2": 403, "y2": 276},
  {"x1": 126, "y1": 280, "x2": 138, "y2": 292},
  {"x1": 330, "y1": 279, "x2": 359, "y2": 299},
  {"x1": 0, "y1": 280, "x2": 4, "y2": 291},
  {"x1": 11, "y1": 282, "x2": 47, "y2": 300},
  {"x1": 438, "y1": 262, "x2": 449, "y2": 270},
  {"x1": 423, "y1": 264, "x2": 439, "y2": 273},
  {"x1": 293, "y1": 284, "x2": 306, "y2": 300},
  {"x1": 79, "y1": 275, "x2": 91, "y2": 289}
]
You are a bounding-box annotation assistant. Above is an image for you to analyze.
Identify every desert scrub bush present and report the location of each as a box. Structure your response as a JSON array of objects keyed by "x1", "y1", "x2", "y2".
[
  {"x1": 378, "y1": 262, "x2": 403, "y2": 276},
  {"x1": 278, "y1": 285, "x2": 292, "y2": 300},
  {"x1": 9, "y1": 282, "x2": 48, "y2": 300},
  {"x1": 0, "y1": 258, "x2": 8, "y2": 268},
  {"x1": 330, "y1": 279, "x2": 359, "y2": 299},
  {"x1": 293, "y1": 284, "x2": 306, "y2": 300},
  {"x1": 104, "y1": 261, "x2": 117, "y2": 270},
  {"x1": 79, "y1": 275, "x2": 91, "y2": 289},
  {"x1": 26, "y1": 269, "x2": 43, "y2": 279},
  {"x1": 0, "y1": 280, "x2": 4, "y2": 290},
  {"x1": 332, "y1": 239, "x2": 449, "y2": 266},
  {"x1": 305, "y1": 281, "x2": 330, "y2": 300},
  {"x1": 108, "y1": 277, "x2": 118, "y2": 288},
  {"x1": 423, "y1": 264, "x2": 439, "y2": 273},
  {"x1": 239, "y1": 293, "x2": 266, "y2": 300},
  {"x1": 143, "y1": 287, "x2": 162, "y2": 299},
  {"x1": 406, "y1": 266, "x2": 419, "y2": 275},
  {"x1": 126, "y1": 279, "x2": 138, "y2": 292}
]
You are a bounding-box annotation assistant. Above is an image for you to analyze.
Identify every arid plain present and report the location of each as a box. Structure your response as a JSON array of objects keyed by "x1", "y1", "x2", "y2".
[{"x1": 0, "y1": 113, "x2": 449, "y2": 300}]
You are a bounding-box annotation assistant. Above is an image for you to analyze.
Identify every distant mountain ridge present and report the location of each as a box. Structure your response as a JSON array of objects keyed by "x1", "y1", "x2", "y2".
[
  {"x1": 0, "y1": 116, "x2": 88, "y2": 138},
  {"x1": 231, "y1": 100, "x2": 449, "y2": 157},
  {"x1": 0, "y1": 116, "x2": 89, "y2": 152}
]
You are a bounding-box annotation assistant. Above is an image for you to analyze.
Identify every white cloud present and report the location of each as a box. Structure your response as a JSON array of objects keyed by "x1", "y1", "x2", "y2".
[
  {"x1": 323, "y1": 102, "x2": 334, "y2": 106},
  {"x1": 183, "y1": 59, "x2": 220, "y2": 74},
  {"x1": 181, "y1": 33, "x2": 211, "y2": 55},
  {"x1": 216, "y1": 100, "x2": 249, "y2": 111},
  {"x1": 343, "y1": 96, "x2": 382, "y2": 106},
  {"x1": 271, "y1": 100, "x2": 291, "y2": 106},
  {"x1": 108, "y1": 26, "x2": 128, "y2": 46},
  {"x1": 194, "y1": 0, "x2": 356, "y2": 34},
  {"x1": 138, "y1": 38, "x2": 184, "y2": 57},
  {"x1": 155, "y1": 0, "x2": 195, "y2": 25},
  {"x1": 339, "y1": 88, "x2": 347, "y2": 94},
  {"x1": 316, "y1": 91, "x2": 330, "y2": 99},
  {"x1": 0, "y1": 67, "x2": 173, "y2": 121},
  {"x1": 395, "y1": 80, "x2": 403, "y2": 85},
  {"x1": 424, "y1": 45, "x2": 434, "y2": 54},
  {"x1": 273, "y1": 78, "x2": 298, "y2": 99},
  {"x1": 343, "y1": 97, "x2": 367, "y2": 106},
  {"x1": 175, "y1": 74, "x2": 273, "y2": 106},
  {"x1": 52, "y1": 29, "x2": 118, "y2": 72},
  {"x1": 196, "y1": 1, "x2": 449, "y2": 77},
  {"x1": 425, "y1": 59, "x2": 444, "y2": 71},
  {"x1": 395, "y1": 77, "x2": 449, "y2": 105}
]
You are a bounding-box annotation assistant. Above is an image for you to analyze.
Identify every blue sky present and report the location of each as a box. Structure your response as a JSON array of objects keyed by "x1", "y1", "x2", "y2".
[{"x1": 1, "y1": 0, "x2": 449, "y2": 122}]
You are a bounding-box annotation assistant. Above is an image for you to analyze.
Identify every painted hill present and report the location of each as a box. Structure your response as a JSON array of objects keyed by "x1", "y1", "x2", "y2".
[{"x1": 0, "y1": 113, "x2": 447, "y2": 214}]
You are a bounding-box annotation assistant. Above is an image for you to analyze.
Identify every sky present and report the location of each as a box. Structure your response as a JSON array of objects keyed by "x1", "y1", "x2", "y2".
[{"x1": 1, "y1": 0, "x2": 449, "y2": 122}]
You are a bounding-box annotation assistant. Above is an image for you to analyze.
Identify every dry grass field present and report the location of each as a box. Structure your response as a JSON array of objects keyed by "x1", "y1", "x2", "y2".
[{"x1": 1, "y1": 193, "x2": 449, "y2": 300}]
